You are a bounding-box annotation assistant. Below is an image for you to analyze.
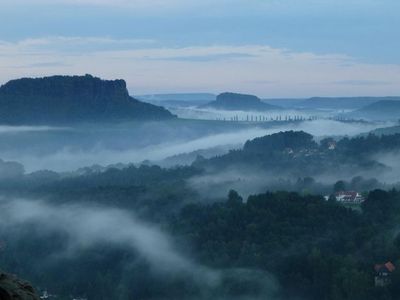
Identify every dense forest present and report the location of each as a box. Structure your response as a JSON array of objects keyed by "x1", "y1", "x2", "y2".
[
  {"x1": 172, "y1": 189, "x2": 400, "y2": 300},
  {"x1": 2, "y1": 131, "x2": 400, "y2": 203},
  {"x1": 195, "y1": 131, "x2": 400, "y2": 183},
  {"x1": 1, "y1": 130, "x2": 400, "y2": 299},
  {"x1": 2, "y1": 0, "x2": 399, "y2": 298},
  {"x1": 2, "y1": 189, "x2": 400, "y2": 299}
]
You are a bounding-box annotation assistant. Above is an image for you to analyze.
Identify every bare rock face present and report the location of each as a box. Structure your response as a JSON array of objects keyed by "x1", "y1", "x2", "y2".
[{"x1": 0, "y1": 271, "x2": 40, "y2": 300}]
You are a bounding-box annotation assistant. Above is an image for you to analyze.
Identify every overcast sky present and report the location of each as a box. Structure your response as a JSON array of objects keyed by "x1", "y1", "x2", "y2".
[{"x1": 0, "y1": 0, "x2": 399, "y2": 97}]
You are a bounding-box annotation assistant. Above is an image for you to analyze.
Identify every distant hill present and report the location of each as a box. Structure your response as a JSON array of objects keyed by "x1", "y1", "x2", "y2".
[
  {"x1": 298, "y1": 97, "x2": 400, "y2": 110},
  {"x1": 137, "y1": 93, "x2": 216, "y2": 102},
  {"x1": 202, "y1": 92, "x2": 280, "y2": 111},
  {"x1": 140, "y1": 99, "x2": 210, "y2": 108},
  {"x1": 262, "y1": 98, "x2": 306, "y2": 108},
  {"x1": 0, "y1": 75, "x2": 175, "y2": 125},
  {"x1": 137, "y1": 93, "x2": 216, "y2": 108},
  {"x1": 349, "y1": 100, "x2": 400, "y2": 121},
  {"x1": 193, "y1": 130, "x2": 400, "y2": 179},
  {"x1": 243, "y1": 130, "x2": 317, "y2": 154},
  {"x1": 369, "y1": 125, "x2": 400, "y2": 136}
]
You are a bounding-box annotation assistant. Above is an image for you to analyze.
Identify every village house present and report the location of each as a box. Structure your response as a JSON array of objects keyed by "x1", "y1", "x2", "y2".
[
  {"x1": 334, "y1": 191, "x2": 365, "y2": 203},
  {"x1": 375, "y1": 262, "x2": 396, "y2": 287},
  {"x1": 328, "y1": 141, "x2": 336, "y2": 150}
]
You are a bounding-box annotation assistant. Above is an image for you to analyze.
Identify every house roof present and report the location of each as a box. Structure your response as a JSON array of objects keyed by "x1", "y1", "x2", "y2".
[
  {"x1": 336, "y1": 191, "x2": 358, "y2": 197},
  {"x1": 335, "y1": 191, "x2": 365, "y2": 202},
  {"x1": 375, "y1": 262, "x2": 396, "y2": 273}
]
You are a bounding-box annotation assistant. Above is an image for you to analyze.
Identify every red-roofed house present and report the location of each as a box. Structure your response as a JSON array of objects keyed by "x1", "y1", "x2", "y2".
[{"x1": 374, "y1": 261, "x2": 396, "y2": 287}]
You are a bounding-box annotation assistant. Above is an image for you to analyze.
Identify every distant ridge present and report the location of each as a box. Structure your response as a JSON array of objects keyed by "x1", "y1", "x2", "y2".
[
  {"x1": 0, "y1": 74, "x2": 175, "y2": 125},
  {"x1": 137, "y1": 93, "x2": 215, "y2": 108},
  {"x1": 298, "y1": 97, "x2": 400, "y2": 110},
  {"x1": 202, "y1": 92, "x2": 280, "y2": 111},
  {"x1": 350, "y1": 100, "x2": 400, "y2": 121},
  {"x1": 137, "y1": 93, "x2": 216, "y2": 102}
]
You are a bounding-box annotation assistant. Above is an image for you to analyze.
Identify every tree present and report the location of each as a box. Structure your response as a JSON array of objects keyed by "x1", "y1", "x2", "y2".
[
  {"x1": 334, "y1": 180, "x2": 346, "y2": 192},
  {"x1": 227, "y1": 190, "x2": 243, "y2": 206}
]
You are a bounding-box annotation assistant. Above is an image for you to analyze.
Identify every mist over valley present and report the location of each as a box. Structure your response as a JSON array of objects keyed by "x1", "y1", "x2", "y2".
[{"x1": 1, "y1": 1, "x2": 400, "y2": 298}]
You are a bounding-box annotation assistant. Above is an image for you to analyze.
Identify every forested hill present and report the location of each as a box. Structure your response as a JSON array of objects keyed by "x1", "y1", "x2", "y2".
[
  {"x1": 194, "y1": 130, "x2": 400, "y2": 179},
  {"x1": 350, "y1": 100, "x2": 400, "y2": 121},
  {"x1": 203, "y1": 92, "x2": 280, "y2": 111},
  {"x1": 0, "y1": 75, "x2": 175, "y2": 124}
]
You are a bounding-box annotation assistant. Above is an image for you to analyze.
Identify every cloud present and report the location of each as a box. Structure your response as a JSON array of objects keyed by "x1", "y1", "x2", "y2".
[
  {"x1": 149, "y1": 53, "x2": 257, "y2": 62},
  {"x1": 0, "y1": 125, "x2": 67, "y2": 133},
  {"x1": 0, "y1": 36, "x2": 155, "y2": 55},
  {"x1": 15, "y1": 62, "x2": 72, "y2": 68},
  {"x1": 0, "y1": 197, "x2": 217, "y2": 280},
  {"x1": 288, "y1": 119, "x2": 389, "y2": 137},
  {"x1": 6, "y1": 0, "x2": 178, "y2": 8},
  {"x1": 0, "y1": 197, "x2": 281, "y2": 298},
  {"x1": 0, "y1": 38, "x2": 399, "y2": 96},
  {"x1": 3, "y1": 127, "x2": 266, "y2": 172},
  {"x1": 333, "y1": 80, "x2": 392, "y2": 86},
  {"x1": 0, "y1": 159, "x2": 25, "y2": 179},
  {"x1": 372, "y1": 151, "x2": 400, "y2": 183},
  {"x1": 3, "y1": 0, "x2": 242, "y2": 14},
  {"x1": 4, "y1": 0, "x2": 391, "y2": 10}
]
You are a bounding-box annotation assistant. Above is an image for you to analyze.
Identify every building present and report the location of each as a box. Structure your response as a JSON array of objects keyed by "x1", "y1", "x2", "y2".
[
  {"x1": 375, "y1": 262, "x2": 396, "y2": 287},
  {"x1": 335, "y1": 191, "x2": 365, "y2": 203},
  {"x1": 328, "y1": 141, "x2": 336, "y2": 150}
]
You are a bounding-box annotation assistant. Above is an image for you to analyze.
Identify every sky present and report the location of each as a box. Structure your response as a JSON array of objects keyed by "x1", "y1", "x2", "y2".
[{"x1": 0, "y1": 0, "x2": 399, "y2": 97}]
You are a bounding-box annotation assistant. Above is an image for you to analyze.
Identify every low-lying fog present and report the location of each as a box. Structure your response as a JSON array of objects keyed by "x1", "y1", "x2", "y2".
[
  {"x1": 0, "y1": 196, "x2": 280, "y2": 299},
  {"x1": 0, "y1": 125, "x2": 67, "y2": 133},
  {"x1": 0, "y1": 197, "x2": 208, "y2": 276},
  {"x1": 0, "y1": 119, "x2": 392, "y2": 172},
  {"x1": 187, "y1": 161, "x2": 396, "y2": 200},
  {"x1": 168, "y1": 106, "x2": 333, "y2": 121}
]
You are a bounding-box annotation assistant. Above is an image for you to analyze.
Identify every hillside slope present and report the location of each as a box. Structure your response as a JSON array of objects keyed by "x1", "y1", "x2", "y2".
[
  {"x1": 350, "y1": 100, "x2": 400, "y2": 121},
  {"x1": 298, "y1": 97, "x2": 400, "y2": 110}
]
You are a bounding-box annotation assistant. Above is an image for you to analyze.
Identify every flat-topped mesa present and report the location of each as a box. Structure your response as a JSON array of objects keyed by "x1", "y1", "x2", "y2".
[
  {"x1": 0, "y1": 74, "x2": 129, "y2": 100},
  {"x1": 203, "y1": 92, "x2": 280, "y2": 111},
  {"x1": 217, "y1": 92, "x2": 261, "y2": 105},
  {"x1": 0, "y1": 74, "x2": 175, "y2": 124}
]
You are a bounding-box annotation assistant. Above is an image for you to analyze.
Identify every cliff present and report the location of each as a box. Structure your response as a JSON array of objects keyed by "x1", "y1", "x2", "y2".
[{"x1": 0, "y1": 75, "x2": 175, "y2": 124}]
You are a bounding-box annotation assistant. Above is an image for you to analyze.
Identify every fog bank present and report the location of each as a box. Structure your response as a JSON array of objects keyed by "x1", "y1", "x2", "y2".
[
  {"x1": 0, "y1": 197, "x2": 280, "y2": 299},
  {"x1": 0, "y1": 120, "x2": 389, "y2": 172}
]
